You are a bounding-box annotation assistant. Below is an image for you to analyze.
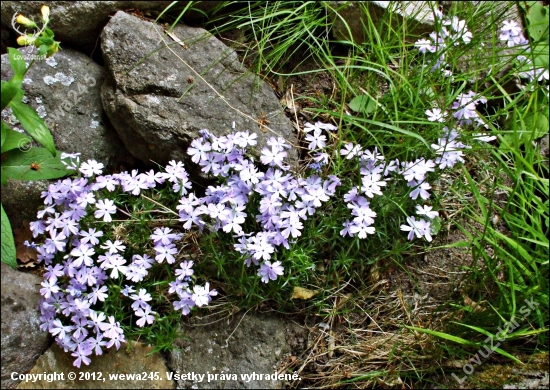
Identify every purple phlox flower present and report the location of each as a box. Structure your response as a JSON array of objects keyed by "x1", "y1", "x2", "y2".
[
  {"x1": 100, "y1": 239, "x2": 126, "y2": 254},
  {"x1": 86, "y1": 333, "x2": 107, "y2": 356},
  {"x1": 188, "y1": 138, "x2": 212, "y2": 164},
  {"x1": 401, "y1": 158, "x2": 436, "y2": 182},
  {"x1": 150, "y1": 227, "x2": 182, "y2": 246},
  {"x1": 121, "y1": 285, "x2": 136, "y2": 297},
  {"x1": 88, "y1": 285, "x2": 108, "y2": 305},
  {"x1": 71, "y1": 314, "x2": 90, "y2": 340},
  {"x1": 303, "y1": 121, "x2": 337, "y2": 133},
  {"x1": 88, "y1": 310, "x2": 107, "y2": 333},
  {"x1": 79, "y1": 159, "x2": 104, "y2": 177},
  {"x1": 141, "y1": 169, "x2": 165, "y2": 186},
  {"x1": 125, "y1": 263, "x2": 148, "y2": 283},
  {"x1": 71, "y1": 342, "x2": 93, "y2": 368},
  {"x1": 415, "y1": 38, "x2": 435, "y2": 54},
  {"x1": 37, "y1": 205, "x2": 55, "y2": 219},
  {"x1": 179, "y1": 204, "x2": 206, "y2": 231},
  {"x1": 351, "y1": 203, "x2": 377, "y2": 226},
  {"x1": 154, "y1": 243, "x2": 178, "y2": 264},
  {"x1": 79, "y1": 228, "x2": 104, "y2": 246},
  {"x1": 432, "y1": 137, "x2": 466, "y2": 169},
  {"x1": 499, "y1": 20, "x2": 528, "y2": 47},
  {"x1": 257, "y1": 261, "x2": 284, "y2": 283},
  {"x1": 75, "y1": 266, "x2": 97, "y2": 286},
  {"x1": 260, "y1": 145, "x2": 288, "y2": 169},
  {"x1": 401, "y1": 216, "x2": 433, "y2": 242},
  {"x1": 302, "y1": 186, "x2": 329, "y2": 208},
  {"x1": 30, "y1": 220, "x2": 46, "y2": 237},
  {"x1": 75, "y1": 191, "x2": 95, "y2": 208},
  {"x1": 104, "y1": 255, "x2": 128, "y2": 279},
  {"x1": 408, "y1": 180, "x2": 432, "y2": 200},
  {"x1": 361, "y1": 172, "x2": 387, "y2": 198},
  {"x1": 132, "y1": 254, "x2": 154, "y2": 269},
  {"x1": 94, "y1": 174, "x2": 119, "y2": 192},
  {"x1": 94, "y1": 198, "x2": 117, "y2": 222},
  {"x1": 99, "y1": 315, "x2": 124, "y2": 340},
  {"x1": 70, "y1": 243, "x2": 95, "y2": 267},
  {"x1": 191, "y1": 282, "x2": 217, "y2": 307},
  {"x1": 267, "y1": 136, "x2": 291, "y2": 150},
  {"x1": 168, "y1": 279, "x2": 189, "y2": 295},
  {"x1": 416, "y1": 205, "x2": 439, "y2": 219},
  {"x1": 175, "y1": 260, "x2": 194, "y2": 280},
  {"x1": 340, "y1": 142, "x2": 362, "y2": 159},
  {"x1": 222, "y1": 205, "x2": 246, "y2": 235},
  {"x1": 173, "y1": 290, "x2": 195, "y2": 315},
  {"x1": 313, "y1": 152, "x2": 330, "y2": 165},
  {"x1": 340, "y1": 220, "x2": 354, "y2": 237},
  {"x1": 426, "y1": 107, "x2": 447, "y2": 122},
  {"x1": 50, "y1": 319, "x2": 75, "y2": 340},
  {"x1": 349, "y1": 221, "x2": 376, "y2": 238},
  {"x1": 44, "y1": 230, "x2": 67, "y2": 254},
  {"x1": 44, "y1": 263, "x2": 65, "y2": 282},
  {"x1": 106, "y1": 332, "x2": 125, "y2": 350},
  {"x1": 247, "y1": 234, "x2": 275, "y2": 260},
  {"x1": 130, "y1": 288, "x2": 152, "y2": 311},
  {"x1": 305, "y1": 129, "x2": 327, "y2": 150},
  {"x1": 135, "y1": 306, "x2": 155, "y2": 327},
  {"x1": 234, "y1": 130, "x2": 258, "y2": 148}
]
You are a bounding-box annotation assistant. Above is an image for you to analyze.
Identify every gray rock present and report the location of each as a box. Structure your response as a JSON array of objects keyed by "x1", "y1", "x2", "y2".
[
  {"x1": 0, "y1": 1, "x2": 220, "y2": 54},
  {"x1": 166, "y1": 312, "x2": 294, "y2": 389},
  {"x1": 1, "y1": 46, "x2": 136, "y2": 228},
  {"x1": 100, "y1": 11, "x2": 295, "y2": 168},
  {"x1": 1, "y1": 46, "x2": 134, "y2": 170},
  {"x1": 0, "y1": 179, "x2": 48, "y2": 230},
  {"x1": 1, "y1": 263, "x2": 51, "y2": 389},
  {"x1": 328, "y1": 1, "x2": 436, "y2": 43},
  {"x1": 16, "y1": 342, "x2": 175, "y2": 389}
]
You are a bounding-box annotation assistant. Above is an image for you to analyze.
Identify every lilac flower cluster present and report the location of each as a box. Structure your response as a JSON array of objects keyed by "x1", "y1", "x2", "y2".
[
  {"x1": 415, "y1": 9, "x2": 473, "y2": 75},
  {"x1": 31, "y1": 159, "x2": 216, "y2": 368},
  {"x1": 178, "y1": 125, "x2": 341, "y2": 283}
]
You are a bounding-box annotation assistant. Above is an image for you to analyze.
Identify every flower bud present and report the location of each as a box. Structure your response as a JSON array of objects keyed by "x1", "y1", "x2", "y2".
[
  {"x1": 15, "y1": 14, "x2": 37, "y2": 28},
  {"x1": 17, "y1": 35, "x2": 36, "y2": 46},
  {"x1": 41, "y1": 5, "x2": 50, "y2": 22}
]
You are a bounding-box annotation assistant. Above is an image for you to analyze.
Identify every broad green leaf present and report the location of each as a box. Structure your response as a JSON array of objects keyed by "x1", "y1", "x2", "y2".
[
  {"x1": 524, "y1": 111, "x2": 549, "y2": 139},
  {"x1": 526, "y1": 1, "x2": 549, "y2": 42},
  {"x1": 8, "y1": 99, "x2": 56, "y2": 156},
  {"x1": 7, "y1": 48, "x2": 26, "y2": 86},
  {"x1": 1, "y1": 147, "x2": 68, "y2": 181},
  {"x1": 349, "y1": 94, "x2": 377, "y2": 115},
  {"x1": 1, "y1": 123, "x2": 32, "y2": 153},
  {"x1": 1, "y1": 80, "x2": 21, "y2": 111},
  {"x1": 1, "y1": 204, "x2": 17, "y2": 269}
]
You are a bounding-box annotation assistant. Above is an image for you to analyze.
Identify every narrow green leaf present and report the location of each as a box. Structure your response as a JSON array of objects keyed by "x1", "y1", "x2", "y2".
[
  {"x1": 7, "y1": 48, "x2": 27, "y2": 85},
  {"x1": 1, "y1": 80, "x2": 20, "y2": 111},
  {"x1": 1, "y1": 147, "x2": 68, "y2": 181},
  {"x1": 405, "y1": 326, "x2": 523, "y2": 364},
  {"x1": 1, "y1": 204, "x2": 17, "y2": 269},
  {"x1": 8, "y1": 99, "x2": 56, "y2": 156},
  {"x1": 1, "y1": 123, "x2": 32, "y2": 153}
]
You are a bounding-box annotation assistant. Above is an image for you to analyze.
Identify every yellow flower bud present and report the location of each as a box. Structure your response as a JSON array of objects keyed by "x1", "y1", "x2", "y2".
[
  {"x1": 41, "y1": 5, "x2": 50, "y2": 22},
  {"x1": 17, "y1": 35, "x2": 36, "y2": 46},
  {"x1": 15, "y1": 14, "x2": 37, "y2": 28}
]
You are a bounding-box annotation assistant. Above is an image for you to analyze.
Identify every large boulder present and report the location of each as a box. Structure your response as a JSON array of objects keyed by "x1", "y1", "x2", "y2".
[
  {"x1": 1, "y1": 46, "x2": 136, "y2": 228},
  {"x1": 166, "y1": 312, "x2": 297, "y2": 389},
  {"x1": 100, "y1": 11, "x2": 296, "y2": 168},
  {"x1": 1, "y1": 263, "x2": 51, "y2": 389},
  {"x1": 0, "y1": 1, "x2": 221, "y2": 54}
]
